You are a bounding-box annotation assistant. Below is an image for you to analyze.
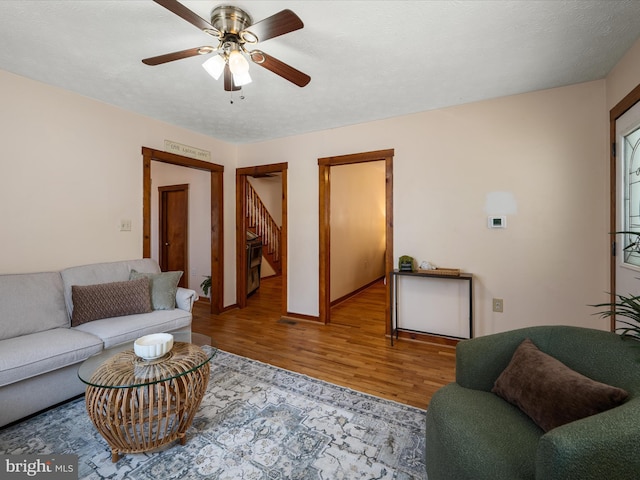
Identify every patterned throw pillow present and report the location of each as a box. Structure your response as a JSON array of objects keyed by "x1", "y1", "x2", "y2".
[
  {"x1": 129, "y1": 270, "x2": 183, "y2": 310},
  {"x1": 71, "y1": 277, "x2": 152, "y2": 326}
]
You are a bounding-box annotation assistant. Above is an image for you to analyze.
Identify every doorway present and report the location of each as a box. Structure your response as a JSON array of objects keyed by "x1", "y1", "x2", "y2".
[
  {"x1": 318, "y1": 149, "x2": 394, "y2": 331},
  {"x1": 159, "y1": 184, "x2": 189, "y2": 288},
  {"x1": 611, "y1": 84, "x2": 640, "y2": 330},
  {"x1": 236, "y1": 163, "x2": 288, "y2": 315},
  {"x1": 142, "y1": 147, "x2": 224, "y2": 314}
]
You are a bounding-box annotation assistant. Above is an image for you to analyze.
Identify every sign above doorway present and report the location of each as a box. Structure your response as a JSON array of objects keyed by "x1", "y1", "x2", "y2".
[{"x1": 164, "y1": 140, "x2": 211, "y2": 162}]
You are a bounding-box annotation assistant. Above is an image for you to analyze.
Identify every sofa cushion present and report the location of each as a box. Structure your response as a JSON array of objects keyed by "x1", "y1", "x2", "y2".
[
  {"x1": 0, "y1": 272, "x2": 69, "y2": 341},
  {"x1": 0, "y1": 328, "x2": 103, "y2": 386},
  {"x1": 72, "y1": 309, "x2": 192, "y2": 348},
  {"x1": 130, "y1": 270, "x2": 183, "y2": 310},
  {"x1": 61, "y1": 258, "x2": 161, "y2": 316},
  {"x1": 492, "y1": 338, "x2": 629, "y2": 432},
  {"x1": 71, "y1": 277, "x2": 152, "y2": 326}
]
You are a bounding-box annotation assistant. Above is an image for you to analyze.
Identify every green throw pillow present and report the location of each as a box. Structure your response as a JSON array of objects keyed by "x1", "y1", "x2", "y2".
[{"x1": 130, "y1": 270, "x2": 183, "y2": 310}]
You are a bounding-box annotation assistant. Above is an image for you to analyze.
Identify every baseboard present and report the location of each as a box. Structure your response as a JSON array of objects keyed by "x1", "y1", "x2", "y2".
[
  {"x1": 282, "y1": 312, "x2": 321, "y2": 323},
  {"x1": 392, "y1": 330, "x2": 460, "y2": 347},
  {"x1": 195, "y1": 298, "x2": 239, "y2": 313},
  {"x1": 330, "y1": 276, "x2": 385, "y2": 307}
]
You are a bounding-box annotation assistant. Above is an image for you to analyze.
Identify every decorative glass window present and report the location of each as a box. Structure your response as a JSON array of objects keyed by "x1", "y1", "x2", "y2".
[{"x1": 623, "y1": 125, "x2": 640, "y2": 267}]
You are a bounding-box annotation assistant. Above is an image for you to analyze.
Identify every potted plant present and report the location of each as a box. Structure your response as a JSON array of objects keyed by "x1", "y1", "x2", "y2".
[
  {"x1": 592, "y1": 230, "x2": 640, "y2": 342},
  {"x1": 200, "y1": 276, "x2": 211, "y2": 297},
  {"x1": 592, "y1": 292, "x2": 640, "y2": 341}
]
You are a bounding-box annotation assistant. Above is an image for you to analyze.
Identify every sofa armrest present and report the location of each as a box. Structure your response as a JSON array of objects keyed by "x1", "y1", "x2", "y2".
[
  {"x1": 176, "y1": 287, "x2": 198, "y2": 312},
  {"x1": 535, "y1": 398, "x2": 640, "y2": 480}
]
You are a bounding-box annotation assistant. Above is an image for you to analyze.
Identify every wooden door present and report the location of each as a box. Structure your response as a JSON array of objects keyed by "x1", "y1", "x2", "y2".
[{"x1": 159, "y1": 184, "x2": 188, "y2": 287}]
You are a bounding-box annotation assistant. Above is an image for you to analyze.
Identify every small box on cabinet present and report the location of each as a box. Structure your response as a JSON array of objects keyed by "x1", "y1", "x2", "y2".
[{"x1": 398, "y1": 255, "x2": 415, "y2": 272}]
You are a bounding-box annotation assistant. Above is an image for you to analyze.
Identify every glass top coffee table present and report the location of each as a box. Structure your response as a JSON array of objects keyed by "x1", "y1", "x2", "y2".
[{"x1": 78, "y1": 331, "x2": 216, "y2": 462}]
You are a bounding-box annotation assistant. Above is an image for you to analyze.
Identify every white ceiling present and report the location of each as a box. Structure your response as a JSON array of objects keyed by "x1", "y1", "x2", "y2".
[{"x1": 1, "y1": 1, "x2": 639, "y2": 144}]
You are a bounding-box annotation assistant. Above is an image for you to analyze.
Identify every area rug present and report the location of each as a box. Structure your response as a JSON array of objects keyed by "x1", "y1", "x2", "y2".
[{"x1": 0, "y1": 350, "x2": 426, "y2": 479}]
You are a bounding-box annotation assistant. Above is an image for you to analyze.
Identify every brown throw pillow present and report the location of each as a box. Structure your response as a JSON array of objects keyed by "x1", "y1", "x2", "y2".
[
  {"x1": 492, "y1": 338, "x2": 629, "y2": 432},
  {"x1": 71, "y1": 277, "x2": 152, "y2": 326}
]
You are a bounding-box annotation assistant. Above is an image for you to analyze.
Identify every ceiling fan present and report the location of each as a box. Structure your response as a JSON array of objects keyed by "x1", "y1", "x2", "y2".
[{"x1": 142, "y1": 0, "x2": 311, "y2": 92}]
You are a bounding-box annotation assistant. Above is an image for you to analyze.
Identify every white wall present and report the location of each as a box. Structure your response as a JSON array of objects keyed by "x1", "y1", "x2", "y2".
[
  {"x1": 150, "y1": 162, "x2": 211, "y2": 295},
  {"x1": 0, "y1": 69, "x2": 238, "y2": 308},
  {"x1": 330, "y1": 162, "x2": 386, "y2": 302},
  {"x1": 2, "y1": 32, "x2": 639, "y2": 336},
  {"x1": 607, "y1": 37, "x2": 640, "y2": 110},
  {"x1": 238, "y1": 80, "x2": 610, "y2": 336}
]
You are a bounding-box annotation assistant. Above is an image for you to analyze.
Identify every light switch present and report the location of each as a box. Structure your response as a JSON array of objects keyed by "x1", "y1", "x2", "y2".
[{"x1": 120, "y1": 219, "x2": 132, "y2": 232}]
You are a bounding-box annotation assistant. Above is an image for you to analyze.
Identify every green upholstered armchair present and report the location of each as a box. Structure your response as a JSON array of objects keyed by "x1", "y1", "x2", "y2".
[{"x1": 425, "y1": 326, "x2": 640, "y2": 480}]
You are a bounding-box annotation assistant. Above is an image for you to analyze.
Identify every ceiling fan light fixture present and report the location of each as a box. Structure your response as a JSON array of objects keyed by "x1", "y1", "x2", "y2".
[
  {"x1": 233, "y1": 70, "x2": 252, "y2": 86},
  {"x1": 202, "y1": 54, "x2": 225, "y2": 80},
  {"x1": 228, "y1": 50, "x2": 250, "y2": 75},
  {"x1": 144, "y1": 1, "x2": 311, "y2": 92}
]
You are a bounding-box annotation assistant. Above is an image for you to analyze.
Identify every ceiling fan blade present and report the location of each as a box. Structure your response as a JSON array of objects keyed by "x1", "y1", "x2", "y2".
[
  {"x1": 153, "y1": 0, "x2": 220, "y2": 36},
  {"x1": 243, "y1": 9, "x2": 303, "y2": 42},
  {"x1": 142, "y1": 47, "x2": 212, "y2": 66},
  {"x1": 224, "y1": 64, "x2": 241, "y2": 92},
  {"x1": 250, "y1": 51, "x2": 310, "y2": 87}
]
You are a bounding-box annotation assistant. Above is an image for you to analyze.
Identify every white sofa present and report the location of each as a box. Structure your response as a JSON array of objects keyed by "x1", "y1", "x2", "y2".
[{"x1": 0, "y1": 259, "x2": 197, "y2": 427}]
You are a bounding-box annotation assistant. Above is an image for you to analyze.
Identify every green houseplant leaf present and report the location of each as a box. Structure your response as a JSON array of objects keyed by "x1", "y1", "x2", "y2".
[
  {"x1": 200, "y1": 276, "x2": 211, "y2": 297},
  {"x1": 590, "y1": 231, "x2": 640, "y2": 342},
  {"x1": 592, "y1": 292, "x2": 640, "y2": 341}
]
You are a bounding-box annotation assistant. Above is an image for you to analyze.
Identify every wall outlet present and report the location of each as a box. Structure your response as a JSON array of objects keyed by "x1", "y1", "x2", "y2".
[{"x1": 493, "y1": 298, "x2": 504, "y2": 313}]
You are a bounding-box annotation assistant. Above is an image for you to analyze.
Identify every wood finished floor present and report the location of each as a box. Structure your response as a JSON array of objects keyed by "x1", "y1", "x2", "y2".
[{"x1": 192, "y1": 276, "x2": 456, "y2": 409}]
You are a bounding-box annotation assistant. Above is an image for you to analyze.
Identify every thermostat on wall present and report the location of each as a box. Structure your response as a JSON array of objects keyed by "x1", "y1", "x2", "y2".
[{"x1": 488, "y1": 216, "x2": 507, "y2": 229}]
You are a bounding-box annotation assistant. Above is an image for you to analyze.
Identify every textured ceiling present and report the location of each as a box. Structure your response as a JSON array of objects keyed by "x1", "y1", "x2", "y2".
[{"x1": 1, "y1": 1, "x2": 639, "y2": 144}]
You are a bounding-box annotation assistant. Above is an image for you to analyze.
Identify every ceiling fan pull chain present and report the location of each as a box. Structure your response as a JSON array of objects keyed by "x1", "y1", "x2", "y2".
[{"x1": 230, "y1": 88, "x2": 246, "y2": 104}]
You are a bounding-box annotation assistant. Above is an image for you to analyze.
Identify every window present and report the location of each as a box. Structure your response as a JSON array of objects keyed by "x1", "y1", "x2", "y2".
[{"x1": 623, "y1": 125, "x2": 640, "y2": 266}]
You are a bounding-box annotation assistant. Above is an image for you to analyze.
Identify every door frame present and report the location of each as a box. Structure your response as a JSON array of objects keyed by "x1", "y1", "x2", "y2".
[
  {"x1": 609, "y1": 83, "x2": 640, "y2": 331},
  {"x1": 159, "y1": 183, "x2": 189, "y2": 286},
  {"x1": 142, "y1": 147, "x2": 224, "y2": 314},
  {"x1": 318, "y1": 149, "x2": 394, "y2": 327},
  {"x1": 236, "y1": 163, "x2": 288, "y2": 314}
]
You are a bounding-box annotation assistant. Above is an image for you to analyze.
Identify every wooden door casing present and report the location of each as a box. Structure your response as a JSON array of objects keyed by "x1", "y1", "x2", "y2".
[
  {"x1": 318, "y1": 149, "x2": 394, "y2": 329},
  {"x1": 142, "y1": 147, "x2": 224, "y2": 314},
  {"x1": 236, "y1": 163, "x2": 288, "y2": 314}
]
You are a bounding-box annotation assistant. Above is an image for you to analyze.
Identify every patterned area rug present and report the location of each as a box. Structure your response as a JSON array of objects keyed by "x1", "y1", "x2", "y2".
[{"x1": 0, "y1": 350, "x2": 426, "y2": 479}]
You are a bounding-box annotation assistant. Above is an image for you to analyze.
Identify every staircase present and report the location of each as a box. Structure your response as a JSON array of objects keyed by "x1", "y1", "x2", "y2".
[{"x1": 245, "y1": 182, "x2": 282, "y2": 276}]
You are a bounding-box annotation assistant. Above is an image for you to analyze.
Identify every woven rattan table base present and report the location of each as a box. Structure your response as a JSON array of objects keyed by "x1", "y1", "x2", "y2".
[{"x1": 84, "y1": 343, "x2": 210, "y2": 462}]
